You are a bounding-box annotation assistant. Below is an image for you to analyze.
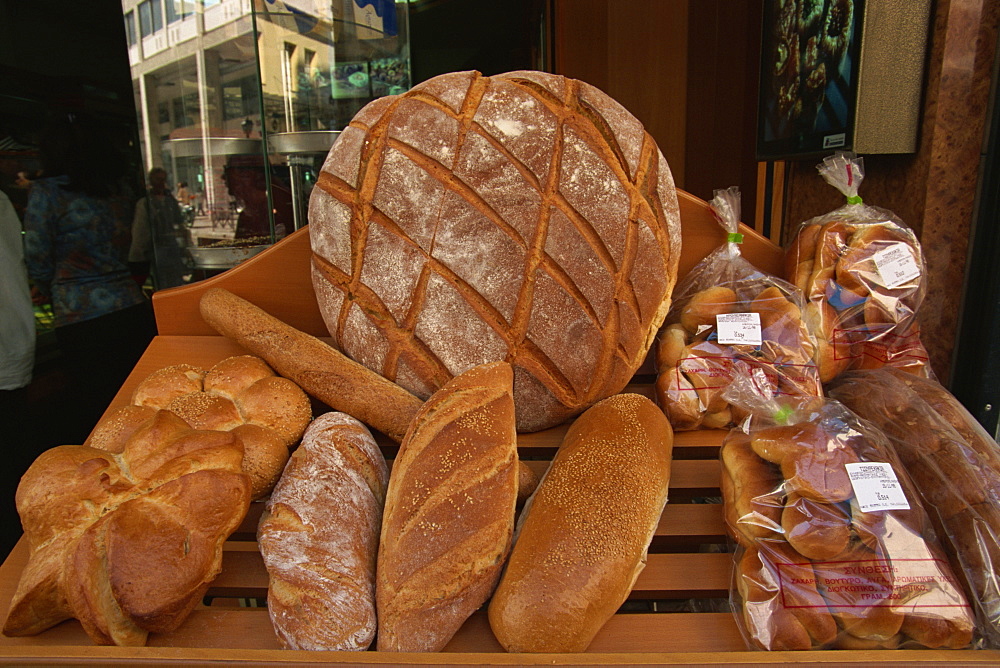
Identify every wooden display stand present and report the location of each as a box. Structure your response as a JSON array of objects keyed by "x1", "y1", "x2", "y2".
[{"x1": 0, "y1": 190, "x2": 996, "y2": 665}]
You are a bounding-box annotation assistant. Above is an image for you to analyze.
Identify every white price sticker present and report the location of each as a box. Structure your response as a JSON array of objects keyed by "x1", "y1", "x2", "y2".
[
  {"x1": 873, "y1": 243, "x2": 921, "y2": 289},
  {"x1": 716, "y1": 313, "x2": 762, "y2": 346},
  {"x1": 846, "y1": 462, "x2": 911, "y2": 512}
]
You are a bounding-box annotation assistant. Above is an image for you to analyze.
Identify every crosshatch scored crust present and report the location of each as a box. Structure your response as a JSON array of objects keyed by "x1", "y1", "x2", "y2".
[{"x1": 309, "y1": 70, "x2": 682, "y2": 432}]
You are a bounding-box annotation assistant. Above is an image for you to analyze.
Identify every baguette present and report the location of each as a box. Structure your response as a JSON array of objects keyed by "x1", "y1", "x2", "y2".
[
  {"x1": 375, "y1": 361, "x2": 518, "y2": 652},
  {"x1": 488, "y1": 393, "x2": 673, "y2": 652},
  {"x1": 258, "y1": 412, "x2": 389, "y2": 651},
  {"x1": 199, "y1": 287, "x2": 423, "y2": 442}
]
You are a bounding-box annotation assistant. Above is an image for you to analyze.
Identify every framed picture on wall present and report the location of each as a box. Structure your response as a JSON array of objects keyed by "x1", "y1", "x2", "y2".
[{"x1": 756, "y1": 0, "x2": 863, "y2": 160}]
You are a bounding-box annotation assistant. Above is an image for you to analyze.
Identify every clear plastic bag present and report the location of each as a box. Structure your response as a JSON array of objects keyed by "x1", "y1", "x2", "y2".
[
  {"x1": 720, "y1": 364, "x2": 977, "y2": 650},
  {"x1": 784, "y1": 152, "x2": 933, "y2": 383},
  {"x1": 653, "y1": 187, "x2": 821, "y2": 431},
  {"x1": 828, "y1": 367, "x2": 1000, "y2": 647}
]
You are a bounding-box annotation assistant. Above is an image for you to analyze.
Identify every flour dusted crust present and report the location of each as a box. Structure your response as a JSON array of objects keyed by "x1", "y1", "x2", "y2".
[
  {"x1": 309, "y1": 70, "x2": 681, "y2": 432},
  {"x1": 258, "y1": 413, "x2": 389, "y2": 651}
]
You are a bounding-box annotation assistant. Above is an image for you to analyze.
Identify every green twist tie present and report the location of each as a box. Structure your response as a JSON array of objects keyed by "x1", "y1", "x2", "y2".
[
  {"x1": 727, "y1": 232, "x2": 744, "y2": 243},
  {"x1": 846, "y1": 195, "x2": 863, "y2": 205},
  {"x1": 773, "y1": 405, "x2": 795, "y2": 425}
]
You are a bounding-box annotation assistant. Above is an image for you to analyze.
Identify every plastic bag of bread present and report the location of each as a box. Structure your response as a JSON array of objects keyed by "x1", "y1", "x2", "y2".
[
  {"x1": 827, "y1": 367, "x2": 1000, "y2": 647},
  {"x1": 784, "y1": 152, "x2": 932, "y2": 382},
  {"x1": 720, "y1": 364, "x2": 977, "y2": 650},
  {"x1": 654, "y1": 187, "x2": 820, "y2": 430}
]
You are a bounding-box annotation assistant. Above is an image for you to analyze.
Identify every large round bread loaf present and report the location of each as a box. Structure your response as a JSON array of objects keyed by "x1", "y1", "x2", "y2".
[{"x1": 309, "y1": 70, "x2": 681, "y2": 432}]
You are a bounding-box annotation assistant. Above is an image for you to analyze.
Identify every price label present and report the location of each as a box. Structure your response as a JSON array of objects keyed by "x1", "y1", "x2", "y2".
[
  {"x1": 716, "y1": 313, "x2": 762, "y2": 346},
  {"x1": 873, "y1": 243, "x2": 921, "y2": 288},
  {"x1": 846, "y1": 462, "x2": 910, "y2": 512}
]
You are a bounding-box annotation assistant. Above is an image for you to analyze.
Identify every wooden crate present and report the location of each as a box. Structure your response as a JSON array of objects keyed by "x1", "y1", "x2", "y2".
[{"x1": 1, "y1": 191, "x2": 996, "y2": 665}]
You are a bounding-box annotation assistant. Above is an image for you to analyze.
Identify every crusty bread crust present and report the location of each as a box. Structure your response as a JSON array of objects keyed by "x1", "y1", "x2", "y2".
[
  {"x1": 258, "y1": 412, "x2": 389, "y2": 651},
  {"x1": 376, "y1": 361, "x2": 518, "y2": 652},
  {"x1": 309, "y1": 70, "x2": 681, "y2": 432}
]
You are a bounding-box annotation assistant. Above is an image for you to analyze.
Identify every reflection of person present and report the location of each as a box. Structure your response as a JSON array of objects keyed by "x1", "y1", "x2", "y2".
[
  {"x1": 0, "y1": 189, "x2": 35, "y2": 556},
  {"x1": 222, "y1": 155, "x2": 292, "y2": 240},
  {"x1": 129, "y1": 167, "x2": 189, "y2": 289},
  {"x1": 176, "y1": 181, "x2": 191, "y2": 206},
  {"x1": 23, "y1": 113, "x2": 157, "y2": 444}
]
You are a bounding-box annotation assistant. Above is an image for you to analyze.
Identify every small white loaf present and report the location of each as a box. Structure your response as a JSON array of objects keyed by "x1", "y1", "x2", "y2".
[{"x1": 258, "y1": 413, "x2": 389, "y2": 651}]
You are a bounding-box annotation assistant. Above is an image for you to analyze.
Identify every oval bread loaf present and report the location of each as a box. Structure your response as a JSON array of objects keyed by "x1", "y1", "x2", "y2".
[
  {"x1": 258, "y1": 412, "x2": 389, "y2": 651},
  {"x1": 487, "y1": 392, "x2": 673, "y2": 652},
  {"x1": 376, "y1": 361, "x2": 518, "y2": 652},
  {"x1": 309, "y1": 69, "x2": 681, "y2": 432}
]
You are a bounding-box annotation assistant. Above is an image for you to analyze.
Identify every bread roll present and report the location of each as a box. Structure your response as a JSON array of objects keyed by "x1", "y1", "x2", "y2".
[
  {"x1": 123, "y1": 354, "x2": 311, "y2": 500},
  {"x1": 488, "y1": 393, "x2": 673, "y2": 652},
  {"x1": 720, "y1": 431, "x2": 783, "y2": 545},
  {"x1": 309, "y1": 70, "x2": 682, "y2": 432},
  {"x1": 735, "y1": 542, "x2": 838, "y2": 650},
  {"x1": 258, "y1": 412, "x2": 389, "y2": 651},
  {"x1": 199, "y1": 287, "x2": 423, "y2": 443},
  {"x1": 781, "y1": 493, "x2": 850, "y2": 561},
  {"x1": 376, "y1": 361, "x2": 518, "y2": 652},
  {"x1": 679, "y1": 286, "x2": 736, "y2": 335}
]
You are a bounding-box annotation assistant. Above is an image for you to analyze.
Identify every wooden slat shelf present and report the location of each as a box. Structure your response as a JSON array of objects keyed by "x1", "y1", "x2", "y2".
[{"x1": 1, "y1": 189, "x2": 996, "y2": 665}]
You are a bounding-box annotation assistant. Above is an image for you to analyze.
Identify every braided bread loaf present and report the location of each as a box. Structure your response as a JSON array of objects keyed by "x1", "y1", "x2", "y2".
[{"x1": 3, "y1": 410, "x2": 251, "y2": 646}]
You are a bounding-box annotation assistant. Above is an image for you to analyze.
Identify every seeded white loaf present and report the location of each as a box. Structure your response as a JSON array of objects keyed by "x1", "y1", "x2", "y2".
[
  {"x1": 309, "y1": 70, "x2": 681, "y2": 432},
  {"x1": 258, "y1": 412, "x2": 389, "y2": 651},
  {"x1": 488, "y1": 393, "x2": 674, "y2": 652}
]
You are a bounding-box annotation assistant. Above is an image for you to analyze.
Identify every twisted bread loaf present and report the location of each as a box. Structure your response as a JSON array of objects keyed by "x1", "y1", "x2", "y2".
[
  {"x1": 258, "y1": 412, "x2": 389, "y2": 650},
  {"x1": 376, "y1": 361, "x2": 518, "y2": 652},
  {"x1": 309, "y1": 70, "x2": 681, "y2": 432},
  {"x1": 3, "y1": 410, "x2": 251, "y2": 645},
  {"x1": 92, "y1": 355, "x2": 312, "y2": 500}
]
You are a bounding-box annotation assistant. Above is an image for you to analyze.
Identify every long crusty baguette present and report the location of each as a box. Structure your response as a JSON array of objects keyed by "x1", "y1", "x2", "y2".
[
  {"x1": 258, "y1": 412, "x2": 389, "y2": 651},
  {"x1": 487, "y1": 393, "x2": 673, "y2": 652},
  {"x1": 199, "y1": 287, "x2": 422, "y2": 442},
  {"x1": 376, "y1": 361, "x2": 518, "y2": 652}
]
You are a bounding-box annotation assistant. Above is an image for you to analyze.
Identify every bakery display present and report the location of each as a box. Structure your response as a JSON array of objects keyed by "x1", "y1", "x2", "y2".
[
  {"x1": 828, "y1": 368, "x2": 1000, "y2": 646},
  {"x1": 258, "y1": 412, "x2": 389, "y2": 651},
  {"x1": 376, "y1": 361, "x2": 518, "y2": 652},
  {"x1": 3, "y1": 63, "x2": 995, "y2": 662},
  {"x1": 309, "y1": 69, "x2": 682, "y2": 432},
  {"x1": 2, "y1": 410, "x2": 251, "y2": 646},
  {"x1": 96, "y1": 354, "x2": 311, "y2": 500},
  {"x1": 654, "y1": 188, "x2": 820, "y2": 430},
  {"x1": 488, "y1": 393, "x2": 673, "y2": 652},
  {"x1": 783, "y1": 153, "x2": 931, "y2": 382},
  {"x1": 720, "y1": 388, "x2": 976, "y2": 650}
]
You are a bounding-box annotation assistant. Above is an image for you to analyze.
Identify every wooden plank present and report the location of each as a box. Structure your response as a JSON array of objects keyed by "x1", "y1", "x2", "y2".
[
  {"x1": 206, "y1": 549, "x2": 732, "y2": 602},
  {"x1": 232, "y1": 498, "x2": 728, "y2": 545}
]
